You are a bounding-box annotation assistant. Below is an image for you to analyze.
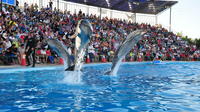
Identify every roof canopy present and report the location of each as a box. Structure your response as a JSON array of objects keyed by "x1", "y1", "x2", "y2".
[{"x1": 64, "y1": 0, "x2": 178, "y2": 15}]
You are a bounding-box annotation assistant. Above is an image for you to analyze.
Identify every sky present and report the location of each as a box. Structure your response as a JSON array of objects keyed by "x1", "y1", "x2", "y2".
[{"x1": 158, "y1": 0, "x2": 200, "y2": 39}]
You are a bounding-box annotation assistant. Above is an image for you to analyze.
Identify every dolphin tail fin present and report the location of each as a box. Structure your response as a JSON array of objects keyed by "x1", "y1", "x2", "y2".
[
  {"x1": 65, "y1": 65, "x2": 75, "y2": 71},
  {"x1": 104, "y1": 70, "x2": 112, "y2": 75}
]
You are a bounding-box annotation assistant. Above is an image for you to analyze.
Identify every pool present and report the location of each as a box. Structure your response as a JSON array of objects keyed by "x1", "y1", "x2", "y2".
[{"x1": 0, "y1": 62, "x2": 200, "y2": 112}]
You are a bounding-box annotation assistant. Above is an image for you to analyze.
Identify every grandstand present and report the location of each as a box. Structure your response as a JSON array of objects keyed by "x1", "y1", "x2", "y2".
[{"x1": 1, "y1": 0, "x2": 199, "y2": 66}]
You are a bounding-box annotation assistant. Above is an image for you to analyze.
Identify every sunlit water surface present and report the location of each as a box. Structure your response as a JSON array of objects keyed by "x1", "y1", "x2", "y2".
[{"x1": 0, "y1": 62, "x2": 200, "y2": 112}]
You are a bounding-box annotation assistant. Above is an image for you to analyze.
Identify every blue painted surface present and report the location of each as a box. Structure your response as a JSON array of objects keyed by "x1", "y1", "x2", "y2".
[
  {"x1": 0, "y1": 62, "x2": 200, "y2": 112},
  {"x1": 152, "y1": 60, "x2": 163, "y2": 64},
  {"x1": 2, "y1": 0, "x2": 15, "y2": 6}
]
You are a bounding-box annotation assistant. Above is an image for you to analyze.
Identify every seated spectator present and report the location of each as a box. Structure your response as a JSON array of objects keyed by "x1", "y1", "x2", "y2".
[
  {"x1": 40, "y1": 48, "x2": 47, "y2": 64},
  {"x1": 36, "y1": 48, "x2": 42, "y2": 64},
  {"x1": 46, "y1": 49, "x2": 54, "y2": 64},
  {"x1": 0, "y1": 43, "x2": 7, "y2": 65},
  {"x1": 3, "y1": 38, "x2": 12, "y2": 50},
  {"x1": 4, "y1": 44, "x2": 19, "y2": 64},
  {"x1": 18, "y1": 44, "x2": 25, "y2": 65}
]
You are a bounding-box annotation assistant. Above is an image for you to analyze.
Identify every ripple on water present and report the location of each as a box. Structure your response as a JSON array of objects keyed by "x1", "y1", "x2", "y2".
[
  {"x1": 105, "y1": 108, "x2": 129, "y2": 112},
  {"x1": 45, "y1": 110, "x2": 59, "y2": 112},
  {"x1": 0, "y1": 62, "x2": 200, "y2": 112}
]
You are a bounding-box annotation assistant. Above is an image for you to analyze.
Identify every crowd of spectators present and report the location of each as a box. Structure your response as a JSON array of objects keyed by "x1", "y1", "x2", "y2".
[{"x1": 0, "y1": 3, "x2": 199, "y2": 65}]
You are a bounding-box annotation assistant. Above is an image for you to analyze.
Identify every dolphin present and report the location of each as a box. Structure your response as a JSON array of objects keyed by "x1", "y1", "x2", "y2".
[
  {"x1": 46, "y1": 38, "x2": 73, "y2": 69},
  {"x1": 106, "y1": 30, "x2": 146, "y2": 75},
  {"x1": 46, "y1": 19, "x2": 93, "y2": 71},
  {"x1": 70, "y1": 19, "x2": 93, "y2": 71}
]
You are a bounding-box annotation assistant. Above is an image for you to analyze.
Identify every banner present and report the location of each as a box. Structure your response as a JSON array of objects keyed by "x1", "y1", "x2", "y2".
[{"x1": 2, "y1": 0, "x2": 16, "y2": 6}]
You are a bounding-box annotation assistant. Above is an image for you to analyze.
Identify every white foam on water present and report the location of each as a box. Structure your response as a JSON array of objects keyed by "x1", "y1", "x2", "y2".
[{"x1": 61, "y1": 71, "x2": 83, "y2": 85}]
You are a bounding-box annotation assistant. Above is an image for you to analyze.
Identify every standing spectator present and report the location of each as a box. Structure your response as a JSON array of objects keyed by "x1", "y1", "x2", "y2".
[
  {"x1": 88, "y1": 43, "x2": 95, "y2": 62},
  {"x1": 16, "y1": 0, "x2": 19, "y2": 7},
  {"x1": 24, "y1": 2, "x2": 28, "y2": 10},
  {"x1": 49, "y1": 0, "x2": 53, "y2": 9},
  {"x1": 25, "y1": 35, "x2": 38, "y2": 67}
]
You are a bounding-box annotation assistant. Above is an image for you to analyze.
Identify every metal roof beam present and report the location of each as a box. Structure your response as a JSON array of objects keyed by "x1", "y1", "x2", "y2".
[{"x1": 111, "y1": 0, "x2": 128, "y2": 9}]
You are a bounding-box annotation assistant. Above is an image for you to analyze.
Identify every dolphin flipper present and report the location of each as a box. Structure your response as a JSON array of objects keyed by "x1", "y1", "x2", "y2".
[
  {"x1": 104, "y1": 71, "x2": 112, "y2": 75},
  {"x1": 65, "y1": 65, "x2": 75, "y2": 71}
]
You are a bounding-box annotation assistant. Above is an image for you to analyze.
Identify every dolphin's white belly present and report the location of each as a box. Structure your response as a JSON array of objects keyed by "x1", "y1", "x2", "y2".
[{"x1": 76, "y1": 36, "x2": 81, "y2": 50}]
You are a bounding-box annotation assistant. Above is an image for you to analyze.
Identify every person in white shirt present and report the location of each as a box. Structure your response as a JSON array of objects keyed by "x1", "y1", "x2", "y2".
[
  {"x1": 88, "y1": 43, "x2": 95, "y2": 62},
  {"x1": 4, "y1": 38, "x2": 12, "y2": 50}
]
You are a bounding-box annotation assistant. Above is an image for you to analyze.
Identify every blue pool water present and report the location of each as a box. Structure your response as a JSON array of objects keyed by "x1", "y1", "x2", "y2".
[{"x1": 0, "y1": 62, "x2": 200, "y2": 112}]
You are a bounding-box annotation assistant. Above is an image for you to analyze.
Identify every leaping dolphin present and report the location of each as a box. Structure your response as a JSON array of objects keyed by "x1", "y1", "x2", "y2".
[
  {"x1": 106, "y1": 30, "x2": 146, "y2": 75},
  {"x1": 72, "y1": 19, "x2": 93, "y2": 71},
  {"x1": 46, "y1": 38, "x2": 73, "y2": 69},
  {"x1": 46, "y1": 19, "x2": 93, "y2": 71}
]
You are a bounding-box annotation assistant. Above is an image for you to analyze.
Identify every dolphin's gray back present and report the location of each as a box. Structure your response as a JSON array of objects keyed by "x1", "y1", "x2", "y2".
[{"x1": 47, "y1": 38, "x2": 72, "y2": 68}]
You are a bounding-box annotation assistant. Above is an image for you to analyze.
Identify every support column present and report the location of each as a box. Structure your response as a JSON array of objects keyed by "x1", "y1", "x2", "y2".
[
  {"x1": 57, "y1": 0, "x2": 59, "y2": 10},
  {"x1": 169, "y1": 7, "x2": 172, "y2": 32},
  {"x1": 64, "y1": 2, "x2": 67, "y2": 11},
  {"x1": 39, "y1": 0, "x2": 43, "y2": 9},
  {"x1": 99, "y1": 8, "x2": 102, "y2": 19},
  {"x1": 87, "y1": 6, "x2": 89, "y2": 15},
  {"x1": 110, "y1": 10, "x2": 112, "y2": 19},
  {"x1": 155, "y1": 15, "x2": 158, "y2": 25},
  {"x1": 134, "y1": 13, "x2": 137, "y2": 23}
]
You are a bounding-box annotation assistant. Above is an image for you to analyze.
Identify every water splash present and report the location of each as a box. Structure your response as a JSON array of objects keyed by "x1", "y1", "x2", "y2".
[
  {"x1": 111, "y1": 58, "x2": 122, "y2": 76},
  {"x1": 62, "y1": 49, "x2": 86, "y2": 84},
  {"x1": 63, "y1": 59, "x2": 69, "y2": 70},
  {"x1": 62, "y1": 71, "x2": 83, "y2": 85},
  {"x1": 74, "y1": 49, "x2": 85, "y2": 71}
]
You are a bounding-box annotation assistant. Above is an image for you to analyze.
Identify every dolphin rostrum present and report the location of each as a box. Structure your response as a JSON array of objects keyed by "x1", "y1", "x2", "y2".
[{"x1": 106, "y1": 30, "x2": 146, "y2": 75}]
